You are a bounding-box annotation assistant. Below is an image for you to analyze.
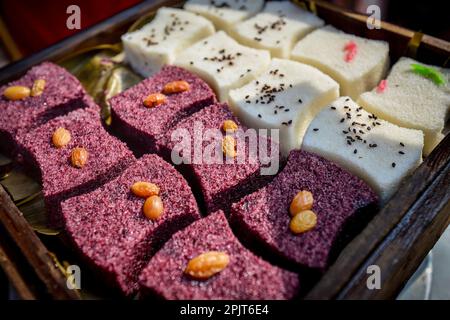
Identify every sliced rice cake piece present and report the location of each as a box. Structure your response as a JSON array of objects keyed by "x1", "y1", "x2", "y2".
[
  {"x1": 62, "y1": 154, "x2": 201, "y2": 296},
  {"x1": 122, "y1": 7, "x2": 215, "y2": 77},
  {"x1": 291, "y1": 25, "x2": 389, "y2": 100},
  {"x1": 358, "y1": 57, "x2": 450, "y2": 155},
  {"x1": 110, "y1": 65, "x2": 216, "y2": 154},
  {"x1": 230, "y1": 1, "x2": 324, "y2": 58},
  {"x1": 157, "y1": 102, "x2": 279, "y2": 214},
  {"x1": 174, "y1": 31, "x2": 271, "y2": 101},
  {"x1": 0, "y1": 62, "x2": 91, "y2": 156},
  {"x1": 139, "y1": 210, "x2": 299, "y2": 300},
  {"x1": 15, "y1": 108, "x2": 135, "y2": 228},
  {"x1": 184, "y1": 0, "x2": 264, "y2": 32},
  {"x1": 230, "y1": 150, "x2": 378, "y2": 270},
  {"x1": 302, "y1": 97, "x2": 424, "y2": 202},
  {"x1": 228, "y1": 58, "x2": 339, "y2": 154}
]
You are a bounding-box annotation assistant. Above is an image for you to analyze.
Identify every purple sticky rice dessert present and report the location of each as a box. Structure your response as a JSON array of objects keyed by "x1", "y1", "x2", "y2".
[
  {"x1": 15, "y1": 107, "x2": 135, "y2": 228},
  {"x1": 0, "y1": 62, "x2": 91, "y2": 156},
  {"x1": 158, "y1": 102, "x2": 278, "y2": 214},
  {"x1": 230, "y1": 150, "x2": 378, "y2": 271},
  {"x1": 109, "y1": 65, "x2": 216, "y2": 154},
  {"x1": 139, "y1": 210, "x2": 299, "y2": 300},
  {"x1": 62, "y1": 154, "x2": 201, "y2": 296}
]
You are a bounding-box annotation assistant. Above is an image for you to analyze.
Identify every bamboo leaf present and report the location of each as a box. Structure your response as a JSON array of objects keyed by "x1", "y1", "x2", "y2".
[
  {"x1": 127, "y1": 11, "x2": 156, "y2": 32},
  {"x1": 0, "y1": 169, "x2": 41, "y2": 202},
  {"x1": 0, "y1": 153, "x2": 13, "y2": 179},
  {"x1": 101, "y1": 66, "x2": 143, "y2": 121},
  {"x1": 18, "y1": 193, "x2": 61, "y2": 235}
]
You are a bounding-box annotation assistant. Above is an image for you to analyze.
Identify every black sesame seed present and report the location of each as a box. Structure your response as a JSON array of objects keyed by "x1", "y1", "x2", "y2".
[
  {"x1": 313, "y1": 128, "x2": 319, "y2": 132},
  {"x1": 340, "y1": 118, "x2": 345, "y2": 123},
  {"x1": 392, "y1": 162, "x2": 396, "y2": 168},
  {"x1": 331, "y1": 106, "x2": 336, "y2": 110},
  {"x1": 399, "y1": 151, "x2": 405, "y2": 155},
  {"x1": 258, "y1": 114, "x2": 262, "y2": 118},
  {"x1": 354, "y1": 149, "x2": 357, "y2": 154},
  {"x1": 400, "y1": 142, "x2": 405, "y2": 147}
]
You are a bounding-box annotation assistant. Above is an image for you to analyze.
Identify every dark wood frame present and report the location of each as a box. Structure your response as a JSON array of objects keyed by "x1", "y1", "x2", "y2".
[{"x1": 0, "y1": 0, "x2": 449, "y2": 300}]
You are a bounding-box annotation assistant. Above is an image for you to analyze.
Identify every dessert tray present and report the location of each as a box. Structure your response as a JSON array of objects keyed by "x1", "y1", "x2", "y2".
[{"x1": 0, "y1": 0, "x2": 449, "y2": 300}]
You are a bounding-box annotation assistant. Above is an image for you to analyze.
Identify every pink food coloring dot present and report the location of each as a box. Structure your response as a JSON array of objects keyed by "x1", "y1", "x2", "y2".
[
  {"x1": 377, "y1": 79, "x2": 388, "y2": 93},
  {"x1": 344, "y1": 41, "x2": 357, "y2": 51},
  {"x1": 343, "y1": 41, "x2": 358, "y2": 62}
]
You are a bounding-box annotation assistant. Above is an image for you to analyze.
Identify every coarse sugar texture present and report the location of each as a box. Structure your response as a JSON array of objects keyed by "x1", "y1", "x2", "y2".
[
  {"x1": 358, "y1": 57, "x2": 450, "y2": 155},
  {"x1": 158, "y1": 102, "x2": 279, "y2": 214},
  {"x1": 109, "y1": 65, "x2": 216, "y2": 155},
  {"x1": 302, "y1": 97, "x2": 423, "y2": 202},
  {"x1": 139, "y1": 210, "x2": 299, "y2": 300},
  {"x1": 291, "y1": 25, "x2": 389, "y2": 100},
  {"x1": 174, "y1": 31, "x2": 271, "y2": 102},
  {"x1": 15, "y1": 107, "x2": 135, "y2": 228},
  {"x1": 229, "y1": 1, "x2": 324, "y2": 58},
  {"x1": 0, "y1": 62, "x2": 91, "y2": 156},
  {"x1": 62, "y1": 154, "x2": 200, "y2": 296},
  {"x1": 122, "y1": 7, "x2": 215, "y2": 77},
  {"x1": 184, "y1": 0, "x2": 264, "y2": 32},
  {"x1": 228, "y1": 58, "x2": 339, "y2": 155},
  {"x1": 230, "y1": 150, "x2": 378, "y2": 271}
]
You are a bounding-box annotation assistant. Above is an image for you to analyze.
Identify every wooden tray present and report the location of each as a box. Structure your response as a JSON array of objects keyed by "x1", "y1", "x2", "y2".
[{"x1": 0, "y1": 0, "x2": 449, "y2": 300}]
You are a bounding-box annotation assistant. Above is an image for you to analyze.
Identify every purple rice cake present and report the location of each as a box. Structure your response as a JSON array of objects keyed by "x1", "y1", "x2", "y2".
[
  {"x1": 110, "y1": 65, "x2": 216, "y2": 154},
  {"x1": 139, "y1": 211, "x2": 299, "y2": 300},
  {"x1": 62, "y1": 154, "x2": 201, "y2": 295},
  {"x1": 158, "y1": 102, "x2": 279, "y2": 213},
  {"x1": 230, "y1": 150, "x2": 378, "y2": 270},
  {"x1": 15, "y1": 107, "x2": 135, "y2": 228},
  {"x1": 0, "y1": 62, "x2": 91, "y2": 155}
]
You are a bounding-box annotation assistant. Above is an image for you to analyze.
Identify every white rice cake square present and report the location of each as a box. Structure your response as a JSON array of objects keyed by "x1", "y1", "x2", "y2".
[
  {"x1": 358, "y1": 57, "x2": 450, "y2": 155},
  {"x1": 121, "y1": 7, "x2": 215, "y2": 77},
  {"x1": 302, "y1": 96, "x2": 424, "y2": 202},
  {"x1": 184, "y1": 0, "x2": 264, "y2": 32},
  {"x1": 230, "y1": 1, "x2": 324, "y2": 58},
  {"x1": 174, "y1": 31, "x2": 271, "y2": 102},
  {"x1": 228, "y1": 58, "x2": 339, "y2": 154},
  {"x1": 291, "y1": 25, "x2": 389, "y2": 100}
]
